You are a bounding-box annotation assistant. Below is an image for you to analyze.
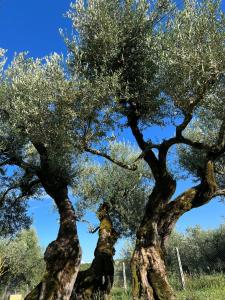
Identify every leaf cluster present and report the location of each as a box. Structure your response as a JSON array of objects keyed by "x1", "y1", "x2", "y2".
[
  {"x1": 166, "y1": 223, "x2": 225, "y2": 273},
  {"x1": 74, "y1": 142, "x2": 153, "y2": 236},
  {"x1": 67, "y1": 0, "x2": 172, "y2": 125}
]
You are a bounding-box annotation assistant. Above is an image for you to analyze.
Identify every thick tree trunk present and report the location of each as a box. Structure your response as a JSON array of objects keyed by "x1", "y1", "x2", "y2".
[
  {"x1": 131, "y1": 174, "x2": 177, "y2": 300},
  {"x1": 131, "y1": 224, "x2": 175, "y2": 300},
  {"x1": 25, "y1": 184, "x2": 81, "y2": 300},
  {"x1": 71, "y1": 203, "x2": 118, "y2": 300},
  {"x1": 131, "y1": 161, "x2": 217, "y2": 300}
]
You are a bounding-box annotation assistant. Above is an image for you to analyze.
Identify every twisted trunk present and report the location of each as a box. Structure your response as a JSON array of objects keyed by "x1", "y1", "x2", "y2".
[
  {"x1": 131, "y1": 227, "x2": 175, "y2": 300},
  {"x1": 71, "y1": 203, "x2": 119, "y2": 300},
  {"x1": 131, "y1": 161, "x2": 217, "y2": 300},
  {"x1": 131, "y1": 176, "x2": 176, "y2": 300},
  {"x1": 25, "y1": 177, "x2": 81, "y2": 300}
]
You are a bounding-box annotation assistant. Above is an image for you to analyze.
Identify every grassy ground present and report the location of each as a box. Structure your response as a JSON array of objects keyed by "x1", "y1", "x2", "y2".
[
  {"x1": 111, "y1": 273, "x2": 225, "y2": 300},
  {"x1": 175, "y1": 273, "x2": 225, "y2": 300},
  {"x1": 2, "y1": 273, "x2": 224, "y2": 299}
]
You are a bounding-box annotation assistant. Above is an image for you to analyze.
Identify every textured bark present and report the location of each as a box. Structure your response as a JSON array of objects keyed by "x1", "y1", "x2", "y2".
[
  {"x1": 25, "y1": 175, "x2": 81, "y2": 300},
  {"x1": 159, "y1": 160, "x2": 218, "y2": 241},
  {"x1": 131, "y1": 233, "x2": 175, "y2": 300},
  {"x1": 71, "y1": 203, "x2": 119, "y2": 300},
  {"x1": 131, "y1": 173, "x2": 176, "y2": 300},
  {"x1": 131, "y1": 160, "x2": 217, "y2": 300}
]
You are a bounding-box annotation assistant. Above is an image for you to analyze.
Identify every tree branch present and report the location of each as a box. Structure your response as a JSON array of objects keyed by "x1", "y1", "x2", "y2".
[
  {"x1": 127, "y1": 108, "x2": 160, "y2": 179},
  {"x1": 0, "y1": 185, "x2": 18, "y2": 207},
  {"x1": 217, "y1": 120, "x2": 225, "y2": 149},
  {"x1": 0, "y1": 146, "x2": 39, "y2": 173},
  {"x1": 159, "y1": 159, "x2": 218, "y2": 239},
  {"x1": 213, "y1": 189, "x2": 225, "y2": 198},
  {"x1": 176, "y1": 112, "x2": 192, "y2": 137},
  {"x1": 85, "y1": 146, "x2": 137, "y2": 171},
  {"x1": 32, "y1": 142, "x2": 47, "y2": 156},
  {"x1": 158, "y1": 74, "x2": 222, "y2": 153},
  {"x1": 0, "y1": 178, "x2": 40, "y2": 207},
  {"x1": 0, "y1": 158, "x2": 16, "y2": 168}
]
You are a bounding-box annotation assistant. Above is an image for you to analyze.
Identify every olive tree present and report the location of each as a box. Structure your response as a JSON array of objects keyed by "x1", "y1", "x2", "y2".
[
  {"x1": 0, "y1": 52, "x2": 117, "y2": 299},
  {"x1": 0, "y1": 229, "x2": 45, "y2": 296},
  {"x1": 166, "y1": 224, "x2": 225, "y2": 274},
  {"x1": 67, "y1": 0, "x2": 225, "y2": 299},
  {"x1": 1, "y1": 50, "x2": 31, "y2": 237},
  {"x1": 72, "y1": 143, "x2": 152, "y2": 299}
]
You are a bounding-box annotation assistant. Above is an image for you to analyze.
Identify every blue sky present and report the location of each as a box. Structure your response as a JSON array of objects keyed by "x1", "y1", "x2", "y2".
[{"x1": 0, "y1": 0, "x2": 224, "y2": 262}]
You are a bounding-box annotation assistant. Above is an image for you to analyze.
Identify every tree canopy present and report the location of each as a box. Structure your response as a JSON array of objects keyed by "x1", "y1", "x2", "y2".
[
  {"x1": 75, "y1": 142, "x2": 152, "y2": 236},
  {"x1": 67, "y1": 0, "x2": 225, "y2": 208},
  {"x1": 0, "y1": 0, "x2": 224, "y2": 299},
  {"x1": 66, "y1": 1, "x2": 225, "y2": 298}
]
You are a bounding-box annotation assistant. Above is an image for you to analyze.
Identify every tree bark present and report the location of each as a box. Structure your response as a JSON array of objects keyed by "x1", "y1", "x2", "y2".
[
  {"x1": 131, "y1": 160, "x2": 217, "y2": 300},
  {"x1": 131, "y1": 173, "x2": 176, "y2": 300},
  {"x1": 71, "y1": 203, "x2": 119, "y2": 300},
  {"x1": 131, "y1": 223, "x2": 175, "y2": 300},
  {"x1": 25, "y1": 179, "x2": 81, "y2": 300}
]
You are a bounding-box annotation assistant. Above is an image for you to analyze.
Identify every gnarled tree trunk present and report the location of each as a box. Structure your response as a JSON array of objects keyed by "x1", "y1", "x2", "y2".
[
  {"x1": 131, "y1": 160, "x2": 217, "y2": 300},
  {"x1": 25, "y1": 177, "x2": 81, "y2": 300},
  {"x1": 71, "y1": 203, "x2": 119, "y2": 300},
  {"x1": 131, "y1": 226, "x2": 175, "y2": 300},
  {"x1": 131, "y1": 180, "x2": 176, "y2": 300}
]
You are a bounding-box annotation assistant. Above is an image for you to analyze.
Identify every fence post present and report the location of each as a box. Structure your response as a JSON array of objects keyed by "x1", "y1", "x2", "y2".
[
  {"x1": 122, "y1": 262, "x2": 127, "y2": 292},
  {"x1": 175, "y1": 247, "x2": 186, "y2": 290},
  {"x1": 2, "y1": 284, "x2": 8, "y2": 300}
]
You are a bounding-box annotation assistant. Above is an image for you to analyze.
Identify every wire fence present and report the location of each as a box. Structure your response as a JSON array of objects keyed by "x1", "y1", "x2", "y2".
[
  {"x1": 1, "y1": 245, "x2": 225, "y2": 299},
  {"x1": 113, "y1": 246, "x2": 225, "y2": 292}
]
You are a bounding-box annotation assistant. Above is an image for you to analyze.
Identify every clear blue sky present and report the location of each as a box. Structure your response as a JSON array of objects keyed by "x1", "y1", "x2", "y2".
[{"x1": 0, "y1": 0, "x2": 224, "y2": 262}]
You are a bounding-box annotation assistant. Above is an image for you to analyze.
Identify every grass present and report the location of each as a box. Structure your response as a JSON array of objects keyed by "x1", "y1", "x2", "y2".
[
  {"x1": 111, "y1": 288, "x2": 133, "y2": 300},
  {"x1": 111, "y1": 273, "x2": 225, "y2": 300},
  {"x1": 2, "y1": 273, "x2": 224, "y2": 300},
  {"x1": 176, "y1": 273, "x2": 225, "y2": 300}
]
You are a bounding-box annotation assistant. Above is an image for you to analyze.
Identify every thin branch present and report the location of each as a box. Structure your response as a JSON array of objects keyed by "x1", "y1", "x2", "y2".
[
  {"x1": 150, "y1": 0, "x2": 175, "y2": 27},
  {"x1": 15, "y1": 159, "x2": 38, "y2": 173},
  {"x1": 0, "y1": 158, "x2": 15, "y2": 168},
  {"x1": 0, "y1": 178, "x2": 40, "y2": 207},
  {"x1": 0, "y1": 148, "x2": 39, "y2": 173},
  {"x1": 213, "y1": 189, "x2": 225, "y2": 197},
  {"x1": 85, "y1": 146, "x2": 137, "y2": 171},
  {"x1": 0, "y1": 185, "x2": 18, "y2": 207},
  {"x1": 217, "y1": 120, "x2": 225, "y2": 148},
  {"x1": 89, "y1": 226, "x2": 100, "y2": 234},
  {"x1": 127, "y1": 107, "x2": 160, "y2": 179},
  {"x1": 159, "y1": 73, "x2": 221, "y2": 153},
  {"x1": 178, "y1": 136, "x2": 213, "y2": 152},
  {"x1": 176, "y1": 113, "x2": 192, "y2": 137}
]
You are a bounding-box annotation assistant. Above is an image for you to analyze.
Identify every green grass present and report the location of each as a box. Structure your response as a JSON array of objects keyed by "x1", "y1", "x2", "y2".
[
  {"x1": 111, "y1": 288, "x2": 132, "y2": 300},
  {"x1": 176, "y1": 273, "x2": 225, "y2": 300},
  {"x1": 111, "y1": 273, "x2": 225, "y2": 300}
]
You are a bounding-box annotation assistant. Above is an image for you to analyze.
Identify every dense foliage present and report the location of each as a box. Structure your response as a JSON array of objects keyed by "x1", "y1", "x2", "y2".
[
  {"x1": 0, "y1": 49, "x2": 118, "y2": 207},
  {"x1": 67, "y1": 0, "x2": 225, "y2": 179},
  {"x1": 166, "y1": 223, "x2": 225, "y2": 274},
  {"x1": 0, "y1": 229, "x2": 45, "y2": 296}
]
